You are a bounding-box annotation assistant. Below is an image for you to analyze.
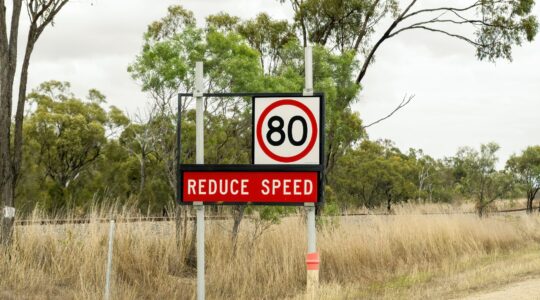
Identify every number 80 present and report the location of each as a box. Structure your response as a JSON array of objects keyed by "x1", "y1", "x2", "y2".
[{"x1": 266, "y1": 116, "x2": 308, "y2": 147}]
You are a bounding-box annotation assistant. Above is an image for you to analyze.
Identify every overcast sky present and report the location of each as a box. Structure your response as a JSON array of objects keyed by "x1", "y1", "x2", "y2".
[{"x1": 19, "y1": 0, "x2": 540, "y2": 166}]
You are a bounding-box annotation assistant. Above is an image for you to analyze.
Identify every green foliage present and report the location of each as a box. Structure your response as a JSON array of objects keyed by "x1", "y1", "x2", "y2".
[
  {"x1": 127, "y1": 6, "x2": 367, "y2": 220},
  {"x1": 408, "y1": 149, "x2": 455, "y2": 203},
  {"x1": 453, "y1": 143, "x2": 515, "y2": 215},
  {"x1": 476, "y1": 0, "x2": 539, "y2": 61},
  {"x1": 144, "y1": 5, "x2": 196, "y2": 41},
  {"x1": 128, "y1": 24, "x2": 204, "y2": 105},
  {"x1": 237, "y1": 13, "x2": 297, "y2": 74},
  {"x1": 507, "y1": 145, "x2": 540, "y2": 211},
  {"x1": 284, "y1": 0, "x2": 399, "y2": 51},
  {"x1": 206, "y1": 13, "x2": 240, "y2": 33},
  {"x1": 331, "y1": 140, "x2": 416, "y2": 211},
  {"x1": 204, "y1": 29, "x2": 263, "y2": 93},
  {"x1": 279, "y1": 0, "x2": 538, "y2": 86},
  {"x1": 19, "y1": 81, "x2": 127, "y2": 212}
]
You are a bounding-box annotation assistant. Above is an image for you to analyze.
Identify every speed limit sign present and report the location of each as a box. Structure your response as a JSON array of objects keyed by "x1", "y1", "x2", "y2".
[{"x1": 253, "y1": 96, "x2": 322, "y2": 165}]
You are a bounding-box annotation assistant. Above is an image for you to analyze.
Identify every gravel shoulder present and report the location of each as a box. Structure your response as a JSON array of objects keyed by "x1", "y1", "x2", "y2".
[{"x1": 460, "y1": 277, "x2": 540, "y2": 300}]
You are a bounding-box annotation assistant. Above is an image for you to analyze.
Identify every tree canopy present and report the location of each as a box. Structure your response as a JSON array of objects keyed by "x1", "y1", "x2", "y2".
[
  {"x1": 507, "y1": 146, "x2": 540, "y2": 213},
  {"x1": 280, "y1": 0, "x2": 538, "y2": 83}
]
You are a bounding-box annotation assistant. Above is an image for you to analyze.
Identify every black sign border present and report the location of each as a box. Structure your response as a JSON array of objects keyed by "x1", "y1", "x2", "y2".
[{"x1": 177, "y1": 92, "x2": 325, "y2": 206}]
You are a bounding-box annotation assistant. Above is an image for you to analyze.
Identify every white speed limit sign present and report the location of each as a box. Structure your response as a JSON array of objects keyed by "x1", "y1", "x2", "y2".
[{"x1": 253, "y1": 96, "x2": 321, "y2": 165}]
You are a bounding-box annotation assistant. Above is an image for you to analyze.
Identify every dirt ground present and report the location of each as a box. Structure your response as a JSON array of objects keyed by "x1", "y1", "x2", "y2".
[{"x1": 460, "y1": 278, "x2": 540, "y2": 300}]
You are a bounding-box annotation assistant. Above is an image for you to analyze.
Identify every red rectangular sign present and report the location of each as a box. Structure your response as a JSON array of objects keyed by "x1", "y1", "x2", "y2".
[{"x1": 182, "y1": 171, "x2": 318, "y2": 204}]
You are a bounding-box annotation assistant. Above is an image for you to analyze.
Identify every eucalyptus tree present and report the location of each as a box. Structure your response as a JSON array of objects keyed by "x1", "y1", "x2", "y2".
[
  {"x1": 129, "y1": 6, "x2": 264, "y2": 197},
  {"x1": 129, "y1": 6, "x2": 265, "y2": 263},
  {"x1": 507, "y1": 146, "x2": 540, "y2": 213},
  {"x1": 332, "y1": 140, "x2": 416, "y2": 210},
  {"x1": 280, "y1": 0, "x2": 538, "y2": 84},
  {"x1": 119, "y1": 111, "x2": 156, "y2": 196},
  {"x1": 130, "y1": 7, "x2": 369, "y2": 237},
  {"x1": 23, "y1": 81, "x2": 127, "y2": 211},
  {"x1": 454, "y1": 143, "x2": 514, "y2": 217},
  {"x1": 0, "y1": 0, "x2": 71, "y2": 244},
  {"x1": 237, "y1": 13, "x2": 297, "y2": 74}
]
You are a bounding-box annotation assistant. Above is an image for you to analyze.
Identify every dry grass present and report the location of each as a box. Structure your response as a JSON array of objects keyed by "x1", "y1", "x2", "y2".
[
  {"x1": 1, "y1": 206, "x2": 540, "y2": 299},
  {"x1": 344, "y1": 198, "x2": 529, "y2": 215}
]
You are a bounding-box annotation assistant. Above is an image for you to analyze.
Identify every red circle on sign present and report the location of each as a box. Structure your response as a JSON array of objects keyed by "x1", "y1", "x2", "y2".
[{"x1": 256, "y1": 99, "x2": 318, "y2": 163}]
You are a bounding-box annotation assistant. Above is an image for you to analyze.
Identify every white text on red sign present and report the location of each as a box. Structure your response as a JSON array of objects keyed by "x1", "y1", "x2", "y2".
[{"x1": 182, "y1": 171, "x2": 318, "y2": 203}]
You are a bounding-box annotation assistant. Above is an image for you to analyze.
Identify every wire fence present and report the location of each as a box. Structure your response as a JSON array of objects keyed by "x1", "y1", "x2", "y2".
[
  {"x1": 13, "y1": 206, "x2": 539, "y2": 226},
  {"x1": 15, "y1": 215, "x2": 227, "y2": 226},
  {"x1": 342, "y1": 206, "x2": 538, "y2": 217}
]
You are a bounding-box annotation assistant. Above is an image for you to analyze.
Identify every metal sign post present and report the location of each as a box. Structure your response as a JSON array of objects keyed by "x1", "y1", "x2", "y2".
[
  {"x1": 194, "y1": 61, "x2": 205, "y2": 300},
  {"x1": 304, "y1": 46, "x2": 319, "y2": 298}
]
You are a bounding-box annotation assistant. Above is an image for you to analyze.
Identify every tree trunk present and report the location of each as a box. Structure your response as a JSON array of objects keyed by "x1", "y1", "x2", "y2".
[
  {"x1": 231, "y1": 205, "x2": 245, "y2": 254},
  {"x1": 2, "y1": 0, "x2": 69, "y2": 245},
  {"x1": 13, "y1": 30, "x2": 36, "y2": 199},
  {"x1": 1, "y1": 179, "x2": 14, "y2": 246},
  {"x1": 139, "y1": 155, "x2": 146, "y2": 195},
  {"x1": 186, "y1": 209, "x2": 197, "y2": 268},
  {"x1": 355, "y1": 0, "x2": 417, "y2": 85},
  {"x1": 175, "y1": 204, "x2": 192, "y2": 262},
  {"x1": 0, "y1": 97, "x2": 14, "y2": 246},
  {"x1": 175, "y1": 205, "x2": 183, "y2": 247},
  {"x1": 477, "y1": 205, "x2": 484, "y2": 218},
  {"x1": 0, "y1": 0, "x2": 23, "y2": 247},
  {"x1": 0, "y1": 68, "x2": 13, "y2": 234},
  {"x1": 532, "y1": 188, "x2": 539, "y2": 212}
]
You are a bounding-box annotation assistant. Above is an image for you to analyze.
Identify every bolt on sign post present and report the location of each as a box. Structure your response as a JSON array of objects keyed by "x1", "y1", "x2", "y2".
[{"x1": 177, "y1": 47, "x2": 323, "y2": 299}]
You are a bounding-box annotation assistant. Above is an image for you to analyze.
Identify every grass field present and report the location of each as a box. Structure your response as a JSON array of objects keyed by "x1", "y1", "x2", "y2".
[{"x1": 1, "y1": 204, "x2": 540, "y2": 299}]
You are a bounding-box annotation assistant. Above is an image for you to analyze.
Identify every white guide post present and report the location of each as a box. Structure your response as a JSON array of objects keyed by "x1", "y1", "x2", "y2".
[
  {"x1": 194, "y1": 61, "x2": 205, "y2": 300},
  {"x1": 303, "y1": 46, "x2": 319, "y2": 298}
]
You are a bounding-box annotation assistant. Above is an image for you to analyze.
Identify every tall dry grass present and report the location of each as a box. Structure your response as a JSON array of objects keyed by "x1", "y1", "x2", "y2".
[{"x1": 1, "y1": 206, "x2": 540, "y2": 299}]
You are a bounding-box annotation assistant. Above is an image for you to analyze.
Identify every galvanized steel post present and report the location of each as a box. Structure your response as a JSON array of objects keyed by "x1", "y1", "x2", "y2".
[
  {"x1": 194, "y1": 61, "x2": 205, "y2": 300},
  {"x1": 303, "y1": 46, "x2": 319, "y2": 299}
]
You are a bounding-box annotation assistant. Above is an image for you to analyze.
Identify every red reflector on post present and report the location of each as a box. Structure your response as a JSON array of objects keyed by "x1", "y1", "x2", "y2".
[{"x1": 306, "y1": 252, "x2": 319, "y2": 271}]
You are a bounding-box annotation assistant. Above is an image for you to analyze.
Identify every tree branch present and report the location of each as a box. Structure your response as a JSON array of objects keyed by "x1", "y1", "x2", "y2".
[
  {"x1": 362, "y1": 94, "x2": 415, "y2": 129},
  {"x1": 353, "y1": 0, "x2": 380, "y2": 51},
  {"x1": 0, "y1": 0, "x2": 7, "y2": 53},
  {"x1": 355, "y1": 0, "x2": 418, "y2": 85},
  {"x1": 393, "y1": 25, "x2": 482, "y2": 46},
  {"x1": 390, "y1": 17, "x2": 510, "y2": 39},
  {"x1": 8, "y1": 0, "x2": 22, "y2": 66},
  {"x1": 401, "y1": 2, "x2": 482, "y2": 22}
]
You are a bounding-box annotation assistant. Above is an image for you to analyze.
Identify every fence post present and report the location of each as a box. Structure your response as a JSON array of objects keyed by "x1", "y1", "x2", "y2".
[{"x1": 104, "y1": 219, "x2": 116, "y2": 300}]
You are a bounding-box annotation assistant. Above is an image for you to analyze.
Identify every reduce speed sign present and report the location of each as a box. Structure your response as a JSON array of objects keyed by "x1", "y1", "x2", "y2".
[{"x1": 253, "y1": 96, "x2": 322, "y2": 165}]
